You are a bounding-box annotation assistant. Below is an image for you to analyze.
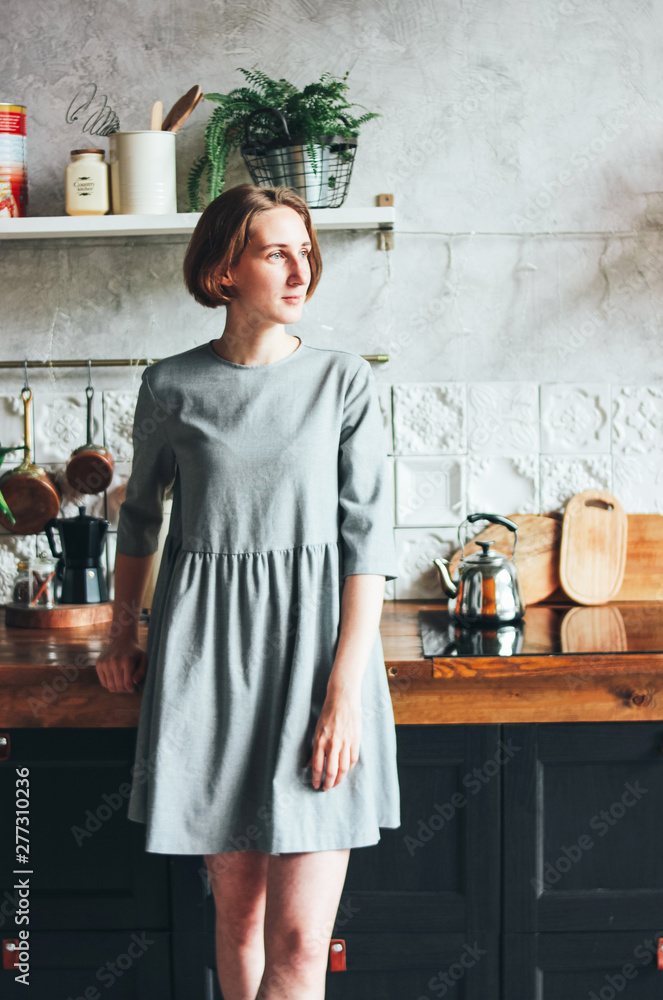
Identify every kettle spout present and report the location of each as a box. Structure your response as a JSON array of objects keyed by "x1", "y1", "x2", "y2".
[{"x1": 433, "y1": 557, "x2": 458, "y2": 598}]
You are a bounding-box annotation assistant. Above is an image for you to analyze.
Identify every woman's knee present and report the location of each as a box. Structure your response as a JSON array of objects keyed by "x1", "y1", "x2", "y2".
[
  {"x1": 265, "y1": 924, "x2": 328, "y2": 978},
  {"x1": 219, "y1": 909, "x2": 265, "y2": 951}
]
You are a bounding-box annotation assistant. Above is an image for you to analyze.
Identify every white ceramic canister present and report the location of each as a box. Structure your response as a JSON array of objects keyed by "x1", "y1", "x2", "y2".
[
  {"x1": 65, "y1": 149, "x2": 109, "y2": 216},
  {"x1": 108, "y1": 130, "x2": 177, "y2": 214}
]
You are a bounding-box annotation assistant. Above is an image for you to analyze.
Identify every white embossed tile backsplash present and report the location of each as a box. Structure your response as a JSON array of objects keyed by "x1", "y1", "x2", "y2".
[
  {"x1": 387, "y1": 382, "x2": 663, "y2": 532},
  {"x1": 385, "y1": 381, "x2": 644, "y2": 598}
]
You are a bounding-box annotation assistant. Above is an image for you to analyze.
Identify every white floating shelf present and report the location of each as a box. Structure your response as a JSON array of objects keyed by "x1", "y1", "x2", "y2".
[{"x1": 0, "y1": 206, "x2": 395, "y2": 240}]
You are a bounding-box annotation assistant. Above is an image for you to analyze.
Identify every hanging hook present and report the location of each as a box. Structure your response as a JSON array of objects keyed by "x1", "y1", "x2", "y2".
[
  {"x1": 21, "y1": 360, "x2": 31, "y2": 404},
  {"x1": 86, "y1": 359, "x2": 94, "y2": 406}
]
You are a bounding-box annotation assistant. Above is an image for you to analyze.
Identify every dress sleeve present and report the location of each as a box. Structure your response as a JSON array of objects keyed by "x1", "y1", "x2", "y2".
[
  {"x1": 337, "y1": 360, "x2": 398, "y2": 581},
  {"x1": 115, "y1": 368, "x2": 177, "y2": 558}
]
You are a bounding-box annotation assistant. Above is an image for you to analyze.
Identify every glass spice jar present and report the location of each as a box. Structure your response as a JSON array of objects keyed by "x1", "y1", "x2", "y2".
[
  {"x1": 65, "y1": 148, "x2": 109, "y2": 216},
  {"x1": 12, "y1": 560, "x2": 30, "y2": 604},
  {"x1": 29, "y1": 551, "x2": 58, "y2": 608}
]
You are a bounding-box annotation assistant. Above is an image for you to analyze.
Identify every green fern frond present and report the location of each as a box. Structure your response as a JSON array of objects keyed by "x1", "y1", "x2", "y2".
[{"x1": 186, "y1": 153, "x2": 209, "y2": 212}]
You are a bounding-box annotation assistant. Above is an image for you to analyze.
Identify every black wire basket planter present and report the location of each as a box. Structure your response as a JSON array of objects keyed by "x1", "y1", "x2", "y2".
[{"x1": 240, "y1": 108, "x2": 358, "y2": 209}]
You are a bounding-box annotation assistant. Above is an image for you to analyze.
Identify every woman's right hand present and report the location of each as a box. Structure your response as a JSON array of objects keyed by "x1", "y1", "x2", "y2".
[{"x1": 95, "y1": 638, "x2": 148, "y2": 694}]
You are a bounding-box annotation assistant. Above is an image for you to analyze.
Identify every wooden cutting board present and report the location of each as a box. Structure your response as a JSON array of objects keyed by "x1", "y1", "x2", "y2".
[
  {"x1": 559, "y1": 489, "x2": 627, "y2": 605},
  {"x1": 447, "y1": 513, "x2": 563, "y2": 605}
]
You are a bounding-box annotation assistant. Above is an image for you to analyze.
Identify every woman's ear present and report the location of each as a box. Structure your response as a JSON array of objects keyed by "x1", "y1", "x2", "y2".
[{"x1": 216, "y1": 266, "x2": 233, "y2": 291}]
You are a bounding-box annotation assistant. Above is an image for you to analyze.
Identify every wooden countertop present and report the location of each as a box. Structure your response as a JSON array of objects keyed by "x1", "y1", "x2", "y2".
[
  {"x1": 1, "y1": 600, "x2": 663, "y2": 727},
  {"x1": 381, "y1": 601, "x2": 663, "y2": 723}
]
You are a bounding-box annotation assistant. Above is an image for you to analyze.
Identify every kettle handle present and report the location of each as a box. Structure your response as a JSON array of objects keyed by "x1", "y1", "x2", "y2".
[
  {"x1": 459, "y1": 513, "x2": 518, "y2": 561},
  {"x1": 43, "y1": 518, "x2": 62, "y2": 560}
]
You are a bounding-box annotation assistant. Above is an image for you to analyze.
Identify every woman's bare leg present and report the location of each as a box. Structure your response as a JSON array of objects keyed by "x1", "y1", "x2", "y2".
[
  {"x1": 204, "y1": 850, "x2": 270, "y2": 1000},
  {"x1": 257, "y1": 848, "x2": 351, "y2": 1000}
]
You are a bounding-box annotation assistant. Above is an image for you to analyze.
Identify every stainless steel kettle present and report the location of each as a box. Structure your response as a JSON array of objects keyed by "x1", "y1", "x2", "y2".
[{"x1": 434, "y1": 513, "x2": 526, "y2": 626}]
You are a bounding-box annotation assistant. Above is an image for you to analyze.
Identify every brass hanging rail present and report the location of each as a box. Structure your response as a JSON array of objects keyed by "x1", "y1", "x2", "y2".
[{"x1": 0, "y1": 354, "x2": 389, "y2": 369}]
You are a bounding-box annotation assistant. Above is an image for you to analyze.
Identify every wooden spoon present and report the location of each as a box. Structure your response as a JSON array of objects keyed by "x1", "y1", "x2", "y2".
[
  {"x1": 150, "y1": 100, "x2": 163, "y2": 130},
  {"x1": 162, "y1": 85, "x2": 202, "y2": 133}
]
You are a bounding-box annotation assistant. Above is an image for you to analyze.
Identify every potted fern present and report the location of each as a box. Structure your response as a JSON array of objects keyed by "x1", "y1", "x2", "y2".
[{"x1": 187, "y1": 69, "x2": 380, "y2": 210}]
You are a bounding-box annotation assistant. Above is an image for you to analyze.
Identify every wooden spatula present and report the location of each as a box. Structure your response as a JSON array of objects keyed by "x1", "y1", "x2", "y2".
[
  {"x1": 150, "y1": 100, "x2": 163, "y2": 130},
  {"x1": 162, "y1": 85, "x2": 202, "y2": 133},
  {"x1": 559, "y1": 489, "x2": 627, "y2": 605}
]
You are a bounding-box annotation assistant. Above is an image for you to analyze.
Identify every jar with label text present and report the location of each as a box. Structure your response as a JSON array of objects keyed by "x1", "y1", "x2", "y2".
[{"x1": 65, "y1": 149, "x2": 109, "y2": 216}]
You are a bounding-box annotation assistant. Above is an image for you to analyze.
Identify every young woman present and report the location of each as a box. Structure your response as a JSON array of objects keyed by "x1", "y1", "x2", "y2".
[{"x1": 96, "y1": 183, "x2": 400, "y2": 1000}]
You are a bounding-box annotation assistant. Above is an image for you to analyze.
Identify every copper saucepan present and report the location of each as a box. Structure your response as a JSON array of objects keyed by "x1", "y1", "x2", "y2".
[
  {"x1": 0, "y1": 387, "x2": 61, "y2": 534},
  {"x1": 65, "y1": 385, "x2": 114, "y2": 494}
]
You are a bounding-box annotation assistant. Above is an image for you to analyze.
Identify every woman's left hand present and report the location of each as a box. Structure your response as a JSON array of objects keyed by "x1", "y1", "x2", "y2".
[{"x1": 307, "y1": 688, "x2": 362, "y2": 791}]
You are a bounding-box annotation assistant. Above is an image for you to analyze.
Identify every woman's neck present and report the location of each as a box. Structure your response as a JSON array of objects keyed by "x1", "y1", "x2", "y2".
[{"x1": 210, "y1": 330, "x2": 300, "y2": 367}]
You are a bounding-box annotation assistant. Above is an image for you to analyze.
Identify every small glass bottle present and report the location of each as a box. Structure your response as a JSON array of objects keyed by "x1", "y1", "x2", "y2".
[
  {"x1": 65, "y1": 149, "x2": 109, "y2": 216},
  {"x1": 29, "y1": 551, "x2": 58, "y2": 608},
  {"x1": 12, "y1": 560, "x2": 30, "y2": 604}
]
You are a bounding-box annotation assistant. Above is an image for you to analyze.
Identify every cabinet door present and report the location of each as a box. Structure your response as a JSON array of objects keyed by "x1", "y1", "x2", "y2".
[
  {"x1": 1, "y1": 932, "x2": 171, "y2": 1000},
  {"x1": 504, "y1": 930, "x2": 663, "y2": 999},
  {"x1": 503, "y1": 722, "x2": 663, "y2": 933},
  {"x1": 324, "y1": 934, "x2": 499, "y2": 1000},
  {"x1": 324, "y1": 724, "x2": 503, "y2": 999},
  {"x1": 195, "y1": 724, "x2": 503, "y2": 1000},
  {"x1": 0, "y1": 729, "x2": 169, "y2": 930},
  {"x1": 339, "y1": 725, "x2": 502, "y2": 934}
]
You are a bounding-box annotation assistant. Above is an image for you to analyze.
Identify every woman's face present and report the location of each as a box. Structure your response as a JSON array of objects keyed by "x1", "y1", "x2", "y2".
[{"x1": 222, "y1": 206, "x2": 312, "y2": 326}]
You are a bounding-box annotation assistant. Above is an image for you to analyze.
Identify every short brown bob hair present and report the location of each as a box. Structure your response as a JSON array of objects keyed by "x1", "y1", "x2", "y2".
[{"x1": 183, "y1": 183, "x2": 322, "y2": 309}]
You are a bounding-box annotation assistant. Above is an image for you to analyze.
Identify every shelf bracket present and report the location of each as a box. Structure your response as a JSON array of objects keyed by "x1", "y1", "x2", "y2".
[{"x1": 377, "y1": 193, "x2": 394, "y2": 250}]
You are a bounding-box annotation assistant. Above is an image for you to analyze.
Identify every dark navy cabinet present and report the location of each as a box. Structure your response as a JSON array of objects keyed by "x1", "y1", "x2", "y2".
[
  {"x1": 2, "y1": 722, "x2": 662, "y2": 998},
  {"x1": 0, "y1": 729, "x2": 171, "y2": 998},
  {"x1": 502, "y1": 722, "x2": 663, "y2": 998}
]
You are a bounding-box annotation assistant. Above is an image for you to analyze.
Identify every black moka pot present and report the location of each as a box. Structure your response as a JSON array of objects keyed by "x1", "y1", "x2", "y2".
[{"x1": 44, "y1": 506, "x2": 109, "y2": 604}]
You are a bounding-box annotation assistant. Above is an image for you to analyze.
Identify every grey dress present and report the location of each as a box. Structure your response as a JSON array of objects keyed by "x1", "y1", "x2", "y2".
[{"x1": 116, "y1": 337, "x2": 400, "y2": 855}]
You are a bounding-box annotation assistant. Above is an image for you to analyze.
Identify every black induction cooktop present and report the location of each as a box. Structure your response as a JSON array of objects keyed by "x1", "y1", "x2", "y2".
[{"x1": 419, "y1": 604, "x2": 663, "y2": 658}]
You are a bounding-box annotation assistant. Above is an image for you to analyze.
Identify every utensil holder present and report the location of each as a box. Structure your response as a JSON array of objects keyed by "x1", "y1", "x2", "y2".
[{"x1": 109, "y1": 130, "x2": 177, "y2": 214}]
